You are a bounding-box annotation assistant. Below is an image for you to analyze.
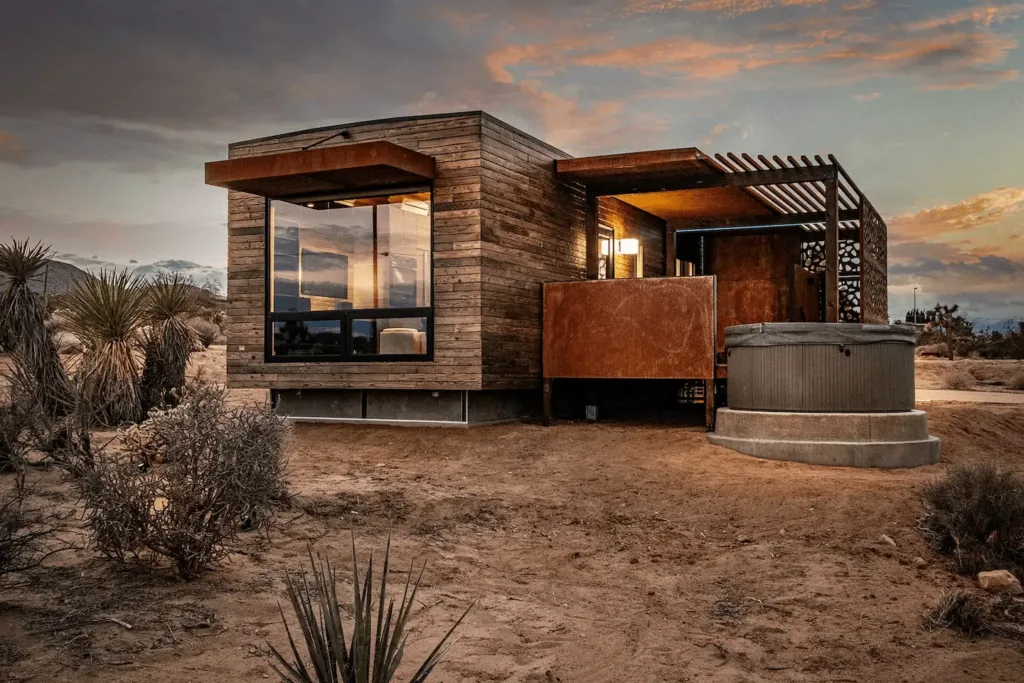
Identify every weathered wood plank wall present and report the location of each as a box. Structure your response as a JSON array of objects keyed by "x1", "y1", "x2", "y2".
[
  {"x1": 225, "y1": 112, "x2": 485, "y2": 390},
  {"x1": 477, "y1": 114, "x2": 666, "y2": 389}
]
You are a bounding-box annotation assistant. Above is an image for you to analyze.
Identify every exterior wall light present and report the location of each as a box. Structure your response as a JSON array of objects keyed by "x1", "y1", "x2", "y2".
[{"x1": 616, "y1": 238, "x2": 640, "y2": 255}]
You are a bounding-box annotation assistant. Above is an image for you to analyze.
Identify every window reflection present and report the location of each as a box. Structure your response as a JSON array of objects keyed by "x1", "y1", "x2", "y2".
[
  {"x1": 270, "y1": 192, "x2": 431, "y2": 314},
  {"x1": 352, "y1": 317, "x2": 428, "y2": 356},
  {"x1": 272, "y1": 320, "x2": 345, "y2": 357}
]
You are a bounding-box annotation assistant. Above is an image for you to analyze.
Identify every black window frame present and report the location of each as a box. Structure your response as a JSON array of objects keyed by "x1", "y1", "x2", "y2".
[{"x1": 263, "y1": 186, "x2": 435, "y2": 364}]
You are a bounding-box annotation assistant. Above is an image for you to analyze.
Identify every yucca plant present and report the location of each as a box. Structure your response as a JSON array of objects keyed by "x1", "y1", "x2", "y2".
[
  {"x1": 64, "y1": 269, "x2": 148, "y2": 426},
  {"x1": 270, "y1": 536, "x2": 472, "y2": 683},
  {"x1": 140, "y1": 273, "x2": 199, "y2": 413},
  {"x1": 0, "y1": 239, "x2": 75, "y2": 418}
]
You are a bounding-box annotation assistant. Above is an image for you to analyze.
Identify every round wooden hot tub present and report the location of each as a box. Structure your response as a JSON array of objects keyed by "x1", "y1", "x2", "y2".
[{"x1": 724, "y1": 322, "x2": 917, "y2": 413}]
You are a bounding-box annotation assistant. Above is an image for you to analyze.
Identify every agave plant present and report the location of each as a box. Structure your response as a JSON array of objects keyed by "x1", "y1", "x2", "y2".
[
  {"x1": 270, "y1": 536, "x2": 472, "y2": 683},
  {"x1": 64, "y1": 269, "x2": 148, "y2": 426},
  {"x1": 140, "y1": 273, "x2": 199, "y2": 413},
  {"x1": 0, "y1": 239, "x2": 75, "y2": 418}
]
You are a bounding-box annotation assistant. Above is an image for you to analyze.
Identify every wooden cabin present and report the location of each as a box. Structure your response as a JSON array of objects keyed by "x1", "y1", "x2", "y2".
[{"x1": 206, "y1": 111, "x2": 888, "y2": 426}]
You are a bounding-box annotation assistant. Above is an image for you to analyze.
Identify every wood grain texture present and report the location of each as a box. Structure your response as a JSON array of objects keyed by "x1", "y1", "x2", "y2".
[
  {"x1": 543, "y1": 277, "x2": 716, "y2": 380},
  {"x1": 224, "y1": 113, "x2": 485, "y2": 390}
]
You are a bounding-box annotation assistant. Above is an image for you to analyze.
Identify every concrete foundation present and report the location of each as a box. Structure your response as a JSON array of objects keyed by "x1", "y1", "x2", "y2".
[
  {"x1": 708, "y1": 408, "x2": 941, "y2": 468},
  {"x1": 272, "y1": 389, "x2": 536, "y2": 426}
]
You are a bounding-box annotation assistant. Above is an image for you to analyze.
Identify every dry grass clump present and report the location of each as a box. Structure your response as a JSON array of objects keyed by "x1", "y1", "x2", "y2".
[
  {"x1": 1009, "y1": 372, "x2": 1024, "y2": 391},
  {"x1": 188, "y1": 318, "x2": 221, "y2": 349},
  {"x1": 920, "y1": 463, "x2": 1024, "y2": 576},
  {"x1": 943, "y1": 368, "x2": 977, "y2": 390},
  {"x1": 269, "y1": 536, "x2": 471, "y2": 683},
  {"x1": 78, "y1": 384, "x2": 289, "y2": 579},
  {"x1": 927, "y1": 589, "x2": 1024, "y2": 640},
  {"x1": 928, "y1": 590, "x2": 986, "y2": 637},
  {"x1": 64, "y1": 269, "x2": 149, "y2": 426}
]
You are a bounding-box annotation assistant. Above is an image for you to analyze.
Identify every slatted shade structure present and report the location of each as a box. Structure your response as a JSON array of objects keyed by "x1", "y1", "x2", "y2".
[
  {"x1": 205, "y1": 140, "x2": 436, "y2": 199},
  {"x1": 554, "y1": 147, "x2": 888, "y2": 324}
]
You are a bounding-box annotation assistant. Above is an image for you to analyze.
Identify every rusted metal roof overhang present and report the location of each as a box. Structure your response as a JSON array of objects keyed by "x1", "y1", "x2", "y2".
[
  {"x1": 555, "y1": 148, "x2": 865, "y2": 236},
  {"x1": 205, "y1": 141, "x2": 436, "y2": 199}
]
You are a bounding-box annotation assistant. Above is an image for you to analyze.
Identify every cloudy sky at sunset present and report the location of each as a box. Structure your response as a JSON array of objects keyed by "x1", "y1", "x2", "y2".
[{"x1": 1, "y1": 0, "x2": 1022, "y2": 323}]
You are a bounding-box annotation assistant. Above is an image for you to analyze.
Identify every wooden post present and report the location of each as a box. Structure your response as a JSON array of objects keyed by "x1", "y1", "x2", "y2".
[
  {"x1": 542, "y1": 378, "x2": 552, "y2": 426},
  {"x1": 585, "y1": 190, "x2": 599, "y2": 279},
  {"x1": 664, "y1": 224, "x2": 676, "y2": 276},
  {"x1": 705, "y1": 379, "x2": 715, "y2": 431},
  {"x1": 824, "y1": 174, "x2": 840, "y2": 323}
]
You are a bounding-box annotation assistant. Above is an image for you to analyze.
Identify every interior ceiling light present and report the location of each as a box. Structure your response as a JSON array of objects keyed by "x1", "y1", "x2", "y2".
[{"x1": 400, "y1": 200, "x2": 429, "y2": 216}]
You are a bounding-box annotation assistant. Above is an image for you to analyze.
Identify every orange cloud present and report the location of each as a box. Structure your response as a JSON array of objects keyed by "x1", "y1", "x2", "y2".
[
  {"x1": 626, "y1": 0, "x2": 827, "y2": 17},
  {"x1": 853, "y1": 91, "x2": 881, "y2": 101},
  {"x1": 888, "y1": 187, "x2": 1024, "y2": 245},
  {"x1": 0, "y1": 131, "x2": 25, "y2": 164},
  {"x1": 907, "y1": 3, "x2": 1024, "y2": 31}
]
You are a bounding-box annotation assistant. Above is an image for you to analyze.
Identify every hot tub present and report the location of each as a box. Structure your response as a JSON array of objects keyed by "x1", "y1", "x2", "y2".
[
  {"x1": 724, "y1": 323, "x2": 916, "y2": 413},
  {"x1": 710, "y1": 322, "x2": 939, "y2": 468}
]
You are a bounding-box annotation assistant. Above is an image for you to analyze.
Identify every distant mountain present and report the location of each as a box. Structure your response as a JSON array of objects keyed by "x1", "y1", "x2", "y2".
[
  {"x1": 0, "y1": 260, "x2": 95, "y2": 295},
  {"x1": 1, "y1": 260, "x2": 224, "y2": 309}
]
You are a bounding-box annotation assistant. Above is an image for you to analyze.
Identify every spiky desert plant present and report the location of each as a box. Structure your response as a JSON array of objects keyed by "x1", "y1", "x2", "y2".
[
  {"x1": 140, "y1": 273, "x2": 199, "y2": 413},
  {"x1": 0, "y1": 239, "x2": 75, "y2": 418},
  {"x1": 64, "y1": 269, "x2": 148, "y2": 426},
  {"x1": 269, "y1": 536, "x2": 472, "y2": 683}
]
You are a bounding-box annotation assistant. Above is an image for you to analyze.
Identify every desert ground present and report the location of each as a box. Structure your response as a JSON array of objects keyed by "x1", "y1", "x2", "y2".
[{"x1": 2, "y1": 350, "x2": 1024, "y2": 682}]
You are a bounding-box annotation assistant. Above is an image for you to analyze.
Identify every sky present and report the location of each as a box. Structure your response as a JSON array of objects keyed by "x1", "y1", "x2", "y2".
[{"x1": 0, "y1": 0, "x2": 1022, "y2": 323}]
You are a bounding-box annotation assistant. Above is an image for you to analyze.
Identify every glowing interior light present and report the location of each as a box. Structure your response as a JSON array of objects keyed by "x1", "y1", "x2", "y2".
[{"x1": 616, "y1": 238, "x2": 640, "y2": 255}]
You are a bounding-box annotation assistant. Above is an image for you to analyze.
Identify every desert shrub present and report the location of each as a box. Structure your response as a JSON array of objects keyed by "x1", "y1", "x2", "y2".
[
  {"x1": 269, "y1": 536, "x2": 471, "y2": 683},
  {"x1": 79, "y1": 384, "x2": 289, "y2": 579},
  {"x1": 921, "y1": 463, "x2": 1024, "y2": 575},
  {"x1": 0, "y1": 400, "x2": 28, "y2": 474},
  {"x1": 64, "y1": 269, "x2": 148, "y2": 426},
  {"x1": 188, "y1": 318, "x2": 221, "y2": 349},
  {"x1": 0, "y1": 240, "x2": 75, "y2": 418},
  {"x1": 139, "y1": 274, "x2": 199, "y2": 413},
  {"x1": 928, "y1": 590, "x2": 986, "y2": 637},
  {"x1": 943, "y1": 368, "x2": 976, "y2": 390},
  {"x1": 1009, "y1": 372, "x2": 1024, "y2": 391},
  {"x1": 0, "y1": 488, "x2": 69, "y2": 586},
  {"x1": 927, "y1": 589, "x2": 1024, "y2": 640}
]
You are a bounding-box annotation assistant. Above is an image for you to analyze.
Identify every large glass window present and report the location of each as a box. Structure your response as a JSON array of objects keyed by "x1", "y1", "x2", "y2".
[{"x1": 267, "y1": 190, "x2": 432, "y2": 361}]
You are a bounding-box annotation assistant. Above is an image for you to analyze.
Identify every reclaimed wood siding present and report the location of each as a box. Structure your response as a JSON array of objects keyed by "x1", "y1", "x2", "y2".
[
  {"x1": 476, "y1": 116, "x2": 665, "y2": 389},
  {"x1": 477, "y1": 115, "x2": 585, "y2": 389},
  {"x1": 598, "y1": 197, "x2": 666, "y2": 279},
  {"x1": 224, "y1": 113, "x2": 484, "y2": 390}
]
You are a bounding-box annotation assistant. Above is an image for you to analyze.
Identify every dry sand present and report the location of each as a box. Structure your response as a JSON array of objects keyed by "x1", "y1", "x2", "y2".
[{"x1": 1, "y1": 348, "x2": 1023, "y2": 682}]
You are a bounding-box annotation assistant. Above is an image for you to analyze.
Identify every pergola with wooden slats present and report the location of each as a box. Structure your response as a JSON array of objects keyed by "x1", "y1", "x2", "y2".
[{"x1": 554, "y1": 148, "x2": 889, "y2": 324}]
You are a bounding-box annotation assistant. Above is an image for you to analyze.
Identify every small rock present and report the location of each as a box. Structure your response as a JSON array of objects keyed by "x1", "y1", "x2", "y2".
[
  {"x1": 978, "y1": 570, "x2": 1023, "y2": 595},
  {"x1": 738, "y1": 535, "x2": 752, "y2": 544},
  {"x1": 913, "y1": 556, "x2": 928, "y2": 568},
  {"x1": 629, "y1": 557, "x2": 639, "y2": 565},
  {"x1": 880, "y1": 534, "x2": 897, "y2": 547}
]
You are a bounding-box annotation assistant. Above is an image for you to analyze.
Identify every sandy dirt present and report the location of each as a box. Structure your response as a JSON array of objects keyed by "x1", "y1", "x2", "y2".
[
  {"x1": 2, "y1": 349, "x2": 1024, "y2": 682},
  {"x1": 914, "y1": 358, "x2": 1024, "y2": 392}
]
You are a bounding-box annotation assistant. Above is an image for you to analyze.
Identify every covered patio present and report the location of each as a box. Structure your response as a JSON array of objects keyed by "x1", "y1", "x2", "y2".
[{"x1": 542, "y1": 147, "x2": 889, "y2": 427}]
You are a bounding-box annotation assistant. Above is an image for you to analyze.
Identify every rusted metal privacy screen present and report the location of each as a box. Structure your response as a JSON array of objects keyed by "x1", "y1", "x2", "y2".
[
  {"x1": 542, "y1": 277, "x2": 716, "y2": 380},
  {"x1": 859, "y1": 200, "x2": 889, "y2": 324}
]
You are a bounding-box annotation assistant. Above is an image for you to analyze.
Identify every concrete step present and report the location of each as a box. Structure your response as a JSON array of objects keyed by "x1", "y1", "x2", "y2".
[
  {"x1": 714, "y1": 408, "x2": 931, "y2": 443},
  {"x1": 707, "y1": 433, "x2": 941, "y2": 469}
]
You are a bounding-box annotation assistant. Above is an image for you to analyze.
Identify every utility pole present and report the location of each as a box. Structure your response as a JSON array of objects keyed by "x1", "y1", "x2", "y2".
[{"x1": 913, "y1": 287, "x2": 918, "y2": 324}]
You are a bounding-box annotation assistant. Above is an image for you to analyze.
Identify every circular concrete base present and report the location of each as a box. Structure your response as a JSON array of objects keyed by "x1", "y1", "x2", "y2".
[{"x1": 708, "y1": 408, "x2": 941, "y2": 469}]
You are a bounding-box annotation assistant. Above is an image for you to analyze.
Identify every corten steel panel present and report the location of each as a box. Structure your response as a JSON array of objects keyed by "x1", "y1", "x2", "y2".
[
  {"x1": 206, "y1": 141, "x2": 436, "y2": 198},
  {"x1": 543, "y1": 277, "x2": 716, "y2": 380},
  {"x1": 708, "y1": 232, "x2": 801, "y2": 347}
]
